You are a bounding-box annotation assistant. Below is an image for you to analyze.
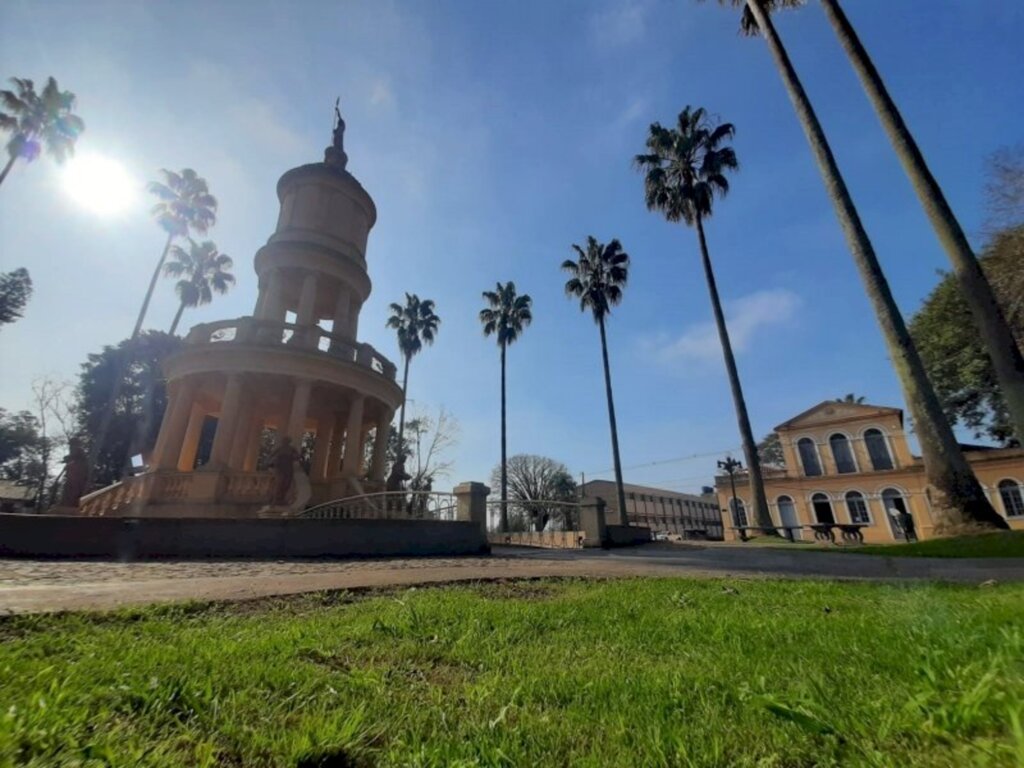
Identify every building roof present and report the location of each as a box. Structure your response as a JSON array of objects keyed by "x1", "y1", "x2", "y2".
[
  {"x1": 0, "y1": 481, "x2": 35, "y2": 501},
  {"x1": 774, "y1": 400, "x2": 903, "y2": 432}
]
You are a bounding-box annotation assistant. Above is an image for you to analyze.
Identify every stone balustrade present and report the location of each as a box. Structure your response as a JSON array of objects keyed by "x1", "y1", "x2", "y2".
[{"x1": 185, "y1": 316, "x2": 397, "y2": 381}]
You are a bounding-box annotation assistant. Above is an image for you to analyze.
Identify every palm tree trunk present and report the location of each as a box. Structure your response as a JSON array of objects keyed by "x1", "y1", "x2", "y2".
[
  {"x1": 598, "y1": 314, "x2": 629, "y2": 526},
  {"x1": 169, "y1": 301, "x2": 187, "y2": 336},
  {"x1": 134, "y1": 233, "x2": 174, "y2": 338},
  {"x1": 695, "y1": 213, "x2": 774, "y2": 533},
  {"x1": 86, "y1": 232, "x2": 176, "y2": 489},
  {"x1": 819, "y1": 0, "x2": 1024, "y2": 443},
  {"x1": 0, "y1": 155, "x2": 17, "y2": 187},
  {"x1": 397, "y1": 354, "x2": 411, "y2": 459},
  {"x1": 747, "y1": 0, "x2": 1007, "y2": 530},
  {"x1": 499, "y1": 342, "x2": 509, "y2": 532}
]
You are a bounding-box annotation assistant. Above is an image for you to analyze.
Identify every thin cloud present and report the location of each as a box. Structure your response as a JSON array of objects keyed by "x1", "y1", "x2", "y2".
[
  {"x1": 588, "y1": 0, "x2": 650, "y2": 48},
  {"x1": 644, "y1": 288, "x2": 802, "y2": 367}
]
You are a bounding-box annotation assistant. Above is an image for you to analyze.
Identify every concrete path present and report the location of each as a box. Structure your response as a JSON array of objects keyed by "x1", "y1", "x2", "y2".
[{"x1": 1, "y1": 544, "x2": 1022, "y2": 614}]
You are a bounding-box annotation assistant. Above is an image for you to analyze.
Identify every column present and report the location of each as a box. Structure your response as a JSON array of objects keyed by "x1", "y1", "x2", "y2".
[
  {"x1": 348, "y1": 300, "x2": 360, "y2": 340},
  {"x1": 331, "y1": 284, "x2": 352, "y2": 341},
  {"x1": 154, "y1": 378, "x2": 197, "y2": 470},
  {"x1": 286, "y1": 379, "x2": 313, "y2": 445},
  {"x1": 208, "y1": 374, "x2": 243, "y2": 467},
  {"x1": 454, "y1": 481, "x2": 491, "y2": 537},
  {"x1": 229, "y1": 408, "x2": 259, "y2": 471},
  {"x1": 242, "y1": 416, "x2": 264, "y2": 472},
  {"x1": 370, "y1": 408, "x2": 394, "y2": 482},
  {"x1": 257, "y1": 269, "x2": 285, "y2": 321},
  {"x1": 309, "y1": 415, "x2": 334, "y2": 482},
  {"x1": 325, "y1": 412, "x2": 346, "y2": 477},
  {"x1": 341, "y1": 395, "x2": 366, "y2": 476},
  {"x1": 177, "y1": 403, "x2": 206, "y2": 471}
]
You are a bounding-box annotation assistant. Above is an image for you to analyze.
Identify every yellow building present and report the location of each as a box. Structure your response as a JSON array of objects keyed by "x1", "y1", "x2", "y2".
[{"x1": 714, "y1": 400, "x2": 1024, "y2": 543}]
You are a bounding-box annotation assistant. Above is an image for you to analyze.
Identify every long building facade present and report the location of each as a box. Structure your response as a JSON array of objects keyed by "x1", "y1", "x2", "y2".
[
  {"x1": 583, "y1": 480, "x2": 723, "y2": 540},
  {"x1": 714, "y1": 400, "x2": 1024, "y2": 543}
]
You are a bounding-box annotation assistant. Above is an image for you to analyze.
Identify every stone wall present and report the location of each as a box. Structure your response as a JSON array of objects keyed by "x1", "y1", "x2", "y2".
[{"x1": 0, "y1": 514, "x2": 488, "y2": 560}]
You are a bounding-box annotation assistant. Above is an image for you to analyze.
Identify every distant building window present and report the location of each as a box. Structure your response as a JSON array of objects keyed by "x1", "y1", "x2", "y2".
[
  {"x1": 999, "y1": 480, "x2": 1024, "y2": 517},
  {"x1": 811, "y1": 492, "x2": 835, "y2": 524},
  {"x1": 777, "y1": 495, "x2": 800, "y2": 534},
  {"x1": 845, "y1": 491, "x2": 871, "y2": 524},
  {"x1": 864, "y1": 428, "x2": 894, "y2": 471},
  {"x1": 830, "y1": 433, "x2": 857, "y2": 474},
  {"x1": 798, "y1": 438, "x2": 822, "y2": 477},
  {"x1": 730, "y1": 498, "x2": 748, "y2": 528}
]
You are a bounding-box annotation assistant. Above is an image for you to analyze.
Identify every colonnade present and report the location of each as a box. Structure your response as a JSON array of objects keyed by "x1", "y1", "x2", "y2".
[
  {"x1": 151, "y1": 374, "x2": 394, "y2": 484},
  {"x1": 253, "y1": 267, "x2": 362, "y2": 342}
]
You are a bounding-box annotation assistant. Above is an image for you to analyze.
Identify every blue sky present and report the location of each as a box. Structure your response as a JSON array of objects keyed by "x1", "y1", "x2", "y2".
[{"x1": 1, "y1": 0, "x2": 1021, "y2": 493}]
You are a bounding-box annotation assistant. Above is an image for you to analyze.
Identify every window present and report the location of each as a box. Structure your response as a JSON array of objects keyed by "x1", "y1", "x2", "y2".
[
  {"x1": 730, "y1": 498, "x2": 748, "y2": 528},
  {"x1": 881, "y1": 487, "x2": 916, "y2": 540},
  {"x1": 999, "y1": 480, "x2": 1024, "y2": 517},
  {"x1": 864, "y1": 428, "x2": 894, "y2": 471},
  {"x1": 777, "y1": 495, "x2": 799, "y2": 528},
  {"x1": 830, "y1": 433, "x2": 857, "y2": 474},
  {"x1": 845, "y1": 491, "x2": 871, "y2": 524},
  {"x1": 798, "y1": 438, "x2": 822, "y2": 477},
  {"x1": 811, "y1": 493, "x2": 835, "y2": 524}
]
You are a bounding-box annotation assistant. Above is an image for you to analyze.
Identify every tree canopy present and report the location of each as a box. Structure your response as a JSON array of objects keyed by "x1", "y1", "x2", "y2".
[
  {"x1": 0, "y1": 268, "x2": 32, "y2": 327},
  {"x1": 491, "y1": 454, "x2": 577, "y2": 532}
]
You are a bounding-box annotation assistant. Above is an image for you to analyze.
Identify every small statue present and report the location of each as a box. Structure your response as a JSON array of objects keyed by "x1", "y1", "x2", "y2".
[
  {"x1": 332, "y1": 98, "x2": 346, "y2": 151},
  {"x1": 60, "y1": 436, "x2": 89, "y2": 508},
  {"x1": 268, "y1": 436, "x2": 300, "y2": 506},
  {"x1": 386, "y1": 456, "x2": 410, "y2": 493}
]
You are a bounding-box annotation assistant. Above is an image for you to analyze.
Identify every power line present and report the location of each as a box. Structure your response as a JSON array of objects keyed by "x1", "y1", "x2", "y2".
[{"x1": 584, "y1": 446, "x2": 742, "y2": 477}]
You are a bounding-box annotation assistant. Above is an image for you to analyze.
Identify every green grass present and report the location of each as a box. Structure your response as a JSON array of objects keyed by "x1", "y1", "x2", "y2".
[
  {"x1": 792, "y1": 531, "x2": 1024, "y2": 558},
  {"x1": 2, "y1": 578, "x2": 1023, "y2": 767}
]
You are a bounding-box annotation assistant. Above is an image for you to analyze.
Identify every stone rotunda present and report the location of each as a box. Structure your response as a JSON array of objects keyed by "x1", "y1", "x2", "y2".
[{"x1": 84, "y1": 113, "x2": 402, "y2": 517}]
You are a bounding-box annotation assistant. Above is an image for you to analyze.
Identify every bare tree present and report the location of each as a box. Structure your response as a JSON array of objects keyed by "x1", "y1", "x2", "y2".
[
  {"x1": 491, "y1": 454, "x2": 577, "y2": 532},
  {"x1": 985, "y1": 145, "x2": 1024, "y2": 236},
  {"x1": 30, "y1": 376, "x2": 76, "y2": 507},
  {"x1": 404, "y1": 406, "x2": 459, "y2": 491}
]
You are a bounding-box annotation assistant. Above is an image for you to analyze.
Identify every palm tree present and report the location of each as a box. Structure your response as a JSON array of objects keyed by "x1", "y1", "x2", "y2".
[
  {"x1": 562, "y1": 236, "x2": 631, "y2": 525},
  {"x1": 386, "y1": 293, "x2": 441, "y2": 461},
  {"x1": 0, "y1": 77, "x2": 84, "y2": 187},
  {"x1": 480, "y1": 282, "x2": 533, "y2": 531},
  {"x1": 164, "y1": 240, "x2": 235, "y2": 335},
  {"x1": 635, "y1": 107, "x2": 774, "y2": 534},
  {"x1": 816, "y1": 0, "x2": 1024, "y2": 443},
  {"x1": 86, "y1": 168, "x2": 218, "y2": 487},
  {"x1": 708, "y1": 0, "x2": 1007, "y2": 530},
  {"x1": 138, "y1": 169, "x2": 218, "y2": 338}
]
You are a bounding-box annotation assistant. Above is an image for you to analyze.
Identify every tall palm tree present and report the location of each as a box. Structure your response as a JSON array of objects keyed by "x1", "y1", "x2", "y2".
[
  {"x1": 480, "y1": 282, "x2": 533, "y2": 531},
  {"x1": 0, "y1": 77, "x2": 84, "y2": 187},
  {"x1": 386, "y1": 293, "x2": 441, "y2": 460},
  {"x1": 816, "y1": 0, "x2": 1024, "y2": 443},
  {"x1": 562, "y1": 236, "x2": 631, "y2": 525},
  {"x1": 635, "y1": 106, "x2": 774, "y2": 534},
  {"x1": 86, "y1": 168, "x2": 218, "y2": 486},
  {"x1": 708, "y1": 0, "x2": 1007, "y2": 529},
  {"x1": 164, "y1": 239, "x2": 235, "y2": 335}
]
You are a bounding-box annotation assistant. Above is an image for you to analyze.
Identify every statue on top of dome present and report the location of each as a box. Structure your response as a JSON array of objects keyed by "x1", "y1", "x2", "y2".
[{"x1": 325, "y1": 98, "x2": 349, "y2": 169}]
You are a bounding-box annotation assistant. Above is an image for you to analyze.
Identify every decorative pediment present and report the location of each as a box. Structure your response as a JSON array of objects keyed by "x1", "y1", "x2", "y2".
[{"x1": 774, "y1": 401, "x2": 902, "y2": 432}]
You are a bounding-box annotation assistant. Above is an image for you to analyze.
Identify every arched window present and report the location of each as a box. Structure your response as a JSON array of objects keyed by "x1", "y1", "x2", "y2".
[
  {"x1": 811, "y1": 492, "x2": 835, "y2": 524},
  {"x1": 881, "y1": 487, "x2": 915, "y2": 540},
  {"x1": 730, "y1": 498, "x2": 748, "y2": 528},
  {"x1": 845, "y1": 490, "x2": 870, "y2": 524},
  {"x1": 864, "y1": 428, "x2": 894, "y2": 471},
  {"x1": 830, "y1": 433, "x2": 857, "y2": 474},
  {"x1": 777, "y1": 495, "x2": 800, "y2": 532},
  {"x1": 999, "y1": 479, "x2": 1024, "y2": 518},
  {"x1": 798, "y1": 438, "x2": 822, "y2": 477}
]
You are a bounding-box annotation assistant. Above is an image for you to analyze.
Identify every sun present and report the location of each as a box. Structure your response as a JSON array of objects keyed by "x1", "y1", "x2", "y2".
[{"x1": 62, "y1": 153, "x2": 137, "y2": 216}]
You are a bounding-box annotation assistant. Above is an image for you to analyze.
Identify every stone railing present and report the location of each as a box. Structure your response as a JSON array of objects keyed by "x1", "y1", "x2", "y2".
[
  {"x1": 79, "y1": 470, "x2": 277, "y2": 516},
  {"x1": 488, "y1": 530, "x2": 585, "y2": 549},
  {"x1": 79, "y1": 474, "x2": 158, "y2": 517},
  {"x1": 302, "y1": 491, "x2": 458, "y2": 521},
  {"x1": 486, "y1": 499, "x2": 582, "y2": 533},
  {"x1": 185, "y1": 316, "x2": 397, "y2": 381}
]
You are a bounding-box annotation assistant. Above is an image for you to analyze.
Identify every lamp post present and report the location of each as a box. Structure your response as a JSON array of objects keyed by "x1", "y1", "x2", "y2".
[{"x1": 718, "y1": 455, "x2": 744, "y2": 534}]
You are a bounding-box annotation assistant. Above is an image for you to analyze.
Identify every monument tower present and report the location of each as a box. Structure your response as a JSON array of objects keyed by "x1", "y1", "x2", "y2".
[{"x1": 83, "y1": 108, "x2": 402, "y2": 516}]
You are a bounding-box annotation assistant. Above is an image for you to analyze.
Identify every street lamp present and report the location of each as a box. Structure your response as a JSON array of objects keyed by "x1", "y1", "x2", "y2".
[{"x1": 717, "y1": 455, "x2": 744, "y2": 530}]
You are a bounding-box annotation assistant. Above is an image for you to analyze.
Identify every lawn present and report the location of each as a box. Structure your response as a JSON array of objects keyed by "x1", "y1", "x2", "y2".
[
  {"x1": 2, "y1": 578, "x2": 1023, "y2": 767},
  {"x1": 845, "y1": 531, "x2": 1024, "y2": 558}
]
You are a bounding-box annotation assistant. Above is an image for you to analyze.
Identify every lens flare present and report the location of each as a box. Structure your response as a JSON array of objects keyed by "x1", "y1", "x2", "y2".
[{"x1": 63, "y1": 153, "x2": 137, "y2": 216}]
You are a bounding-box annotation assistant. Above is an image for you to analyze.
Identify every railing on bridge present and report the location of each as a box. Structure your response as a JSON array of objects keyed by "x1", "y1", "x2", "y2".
[{"x1": 301, "y1": 491, "x2": 458, "y2": 521}]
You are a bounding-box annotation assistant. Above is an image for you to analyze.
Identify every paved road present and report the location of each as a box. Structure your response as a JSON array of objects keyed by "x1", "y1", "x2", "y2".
[{"x1": 1, "y1": 544, "x2": 1021, "y2": 614}]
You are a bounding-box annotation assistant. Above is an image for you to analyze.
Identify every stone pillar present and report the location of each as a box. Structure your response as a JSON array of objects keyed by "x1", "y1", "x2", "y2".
[
  {"x1": 242, "y1": 416, "x2": 264, "y2": 472},
  {"x1": 454, "y1": 481, "x2": 490, "y2": 535},
  {"x1": 229, "y1": 407, "x2": 258, "y2": 471},
  {"x1": 579, "y1": 498, "x2": 608, "y2": 548},
  {"x1": 208, "y1": 374, "x2": 243, "y2": 468},
  {"x1": 332, "y1": 284, "x2": 352, "y2": 340},
  {"x1": 296, "y1": 271, "x2": 317, "y2": 325},
  {"x1": 177, "y1": 403, "x2": 206, "y2": 471},
  {"x1": 286, "y1": 379, "x2": 313, "y2": 445},
  {"x1": 325, "y1": 412, "x2": 345, "y2": 478},
  {"x1": 258, "y1": 269, "x2": 285, "y2": 321},
  {"x1": 153, "y1": 378, "x2": 197, "y2": 470},
  {"x1": 341, "y1": 395, "x2": 365, "y2": 476},
  {"x1": 348, "y1": 300, "x2": 360, "y2": 340},
  {"x1": 309, "y1": 415, "x2": 333, "y2": 482},
  {"x1": 369, "y1": 409, "x2": 393, "y2": 482}
]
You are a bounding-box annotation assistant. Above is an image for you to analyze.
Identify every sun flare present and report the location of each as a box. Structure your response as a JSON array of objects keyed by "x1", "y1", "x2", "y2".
[{"x1": 62, "y1": 153, "x2": 137, "y2": 216}]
